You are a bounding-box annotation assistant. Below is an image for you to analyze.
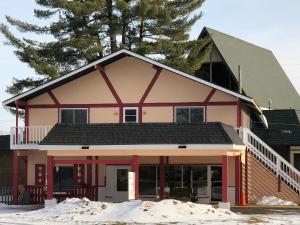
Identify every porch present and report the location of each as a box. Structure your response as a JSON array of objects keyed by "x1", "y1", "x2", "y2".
[{"x1": 13, "y1": 152, "x2": 244, "y2": 205}]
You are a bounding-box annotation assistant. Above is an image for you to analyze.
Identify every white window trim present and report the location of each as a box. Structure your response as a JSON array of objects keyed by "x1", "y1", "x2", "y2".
[
  {"x1": 123, "y1": 107, "x2": 139, "y2": 123},
  {"x1": 174, "y1": 106, "x2": 205, "y2": 123},
  {"x1": 59, "y1": 108, "x2": 88, "y2": 124}
]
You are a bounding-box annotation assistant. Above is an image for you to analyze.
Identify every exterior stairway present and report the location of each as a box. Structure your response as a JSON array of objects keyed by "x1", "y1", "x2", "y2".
[{"x1": 240, "y1": 128, "x2": 300, "y2": 204}]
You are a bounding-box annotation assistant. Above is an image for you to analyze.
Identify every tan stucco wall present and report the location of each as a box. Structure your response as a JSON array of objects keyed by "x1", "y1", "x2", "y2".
[
  {"x1": 241, "y1": 106, "x2": 251, "y2": 128},
  {"x1": 90, "y1": 108, "x2": 119, "y2": 123},
  {"x1": 146, "y1": 69, "x2": 212, "y2": 103},
  {"x1": 52, "y1": 71, "x2": 116, "y2": 104},
  {"x1": 29, "y1": 108, "x2": 58, "y2": 126},
  {"x1": 27, "y1": 151, "x2": 47, "y2": 185},
  {"x1": 206, "y1": 105, "x2": 237, "y2": 127},
  {"x1": 28, "y1": 92, "x2": 55, "y2": 105},
  {"x1": 105, "y1": 57, "x2": 155, "y2": 103},
  {"x1": 142, "y1": 107, "x2": 173, "y2": 122},
  {"x1": 209, "y1": 90, "x2": 237, "y2": 102}
]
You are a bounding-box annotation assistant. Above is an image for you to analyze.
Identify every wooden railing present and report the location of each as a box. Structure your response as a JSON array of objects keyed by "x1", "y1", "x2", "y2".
[
  {"x1": 240, "y1": 128, "x2": 300, "y2": 194},
  {"x1": 24, "y1": 185, "x2": 99, "y2": 204},
  {"x1": 10, "y1": 126, "x2": 52, "y2": 149}
]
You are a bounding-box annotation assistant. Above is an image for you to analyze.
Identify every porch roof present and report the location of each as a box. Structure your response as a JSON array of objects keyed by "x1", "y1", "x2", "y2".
[{"x1": 40, "y1": 122, "x2": 243, "y2": 146}]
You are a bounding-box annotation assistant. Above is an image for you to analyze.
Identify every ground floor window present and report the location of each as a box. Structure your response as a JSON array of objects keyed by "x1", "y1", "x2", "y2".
[
  {"x1": 54, "y1": 166, "x2": 74, "y2": 191},
  {"x1": 139, "y1": 165, "x2": 219, "y2": 201},
  {"x1": 117, "y1": 169, "x2": 128, "y2": 192}
]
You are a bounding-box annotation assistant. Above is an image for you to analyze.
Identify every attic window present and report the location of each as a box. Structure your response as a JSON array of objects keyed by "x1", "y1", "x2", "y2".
[
  {"x1": 123, "y1": 107, "x2": 138, "y2": 123},
  {"x1": 60, "y1": 109, "x2": 88, "y2": 124}
]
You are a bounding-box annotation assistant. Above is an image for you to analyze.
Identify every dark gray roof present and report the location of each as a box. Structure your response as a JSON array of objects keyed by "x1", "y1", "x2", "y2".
[
  {"x1": 0, "y1": 135, "x2": 10, "y2": 150},
  {"x1": 252, "y1": 109, "x2": 300, "y2": 145},
  {"x1": 200, "y1": 27, "x2": 300, "y2": 109},
  {"x1": 40, "y1": 123, "x2": 243, "y2": 146}
]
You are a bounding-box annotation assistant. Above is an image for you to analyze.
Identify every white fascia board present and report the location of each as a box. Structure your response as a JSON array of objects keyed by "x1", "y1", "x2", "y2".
[
  {"x1": 39, "y1": 144, "x2": 245, "y2": 151},
  {"x1": 3, "y1": 49, "x2": 254, "y2": 107}
]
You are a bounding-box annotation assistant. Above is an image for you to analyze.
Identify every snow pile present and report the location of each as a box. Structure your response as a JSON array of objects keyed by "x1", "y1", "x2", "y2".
[
  {"x1": 256, "y1": 196, "x2": 298, "y2": 206},
  {"x1": 24, "y1": 198, "x2": 240, "y2": 224}
]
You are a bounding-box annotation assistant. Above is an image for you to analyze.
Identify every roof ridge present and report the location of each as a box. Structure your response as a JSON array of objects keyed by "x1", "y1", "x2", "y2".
[{"x1": 204, "y1": 26, "x2": 273, "y2": 53}]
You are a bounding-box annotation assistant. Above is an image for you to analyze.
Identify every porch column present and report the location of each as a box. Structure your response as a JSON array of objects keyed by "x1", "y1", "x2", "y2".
[
  {"x1": 222, "y1": 155, "x2": 228, "y2": 202},
  {"x1": 47, "y1": 156, "x2": 54, "y2": 200},
  {"x1": 132, "y1": 155, "x2": 139, "y2": 199},
  {"x1": 159, "y1": 156, "x2": 165, "y2": 200},
  {"x1": 87, "y1": 156, "x2": 93, "y2": 199},
  {"x1": 235, "y1": 155, "x2": 241, "y2": 205},
  {"x1": 12, "y1": 150, "x2": 19, "y2": 204}
]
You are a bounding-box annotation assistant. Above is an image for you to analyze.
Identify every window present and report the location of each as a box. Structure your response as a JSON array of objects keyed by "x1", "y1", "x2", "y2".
[
  {"x1": 139, "y1": 166, "x2": 157, "y2": 196},
  {"x1": 54, "y1": 166, "x2": 74, "y2": 191},
  {"x1": 123, "y1": 107, "x2": 138, "y2": 123},
  {"x1": 175, "y1": 107, "x2": 204, "y2": 123},
  {"x1": 117, "y1": 169, "x2": 128, "y2": 191},
  {"x1": 60, "y1": 109, "x2": 88, "y2": 124}
]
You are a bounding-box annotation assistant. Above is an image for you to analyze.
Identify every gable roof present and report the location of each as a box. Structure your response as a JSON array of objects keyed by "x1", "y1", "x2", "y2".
[
  {"x1": 200, "y1": 27, "x2": 300, "y2": 110},
  {"x1": 40, "y1": 122, "x2": 244, "y2": 146},
  {"x1": 2, "y1": 49, "x2": 260, "y2": 112},
  {"x1": 252, "y1": 109, "x2": 300, "y2": 145}
]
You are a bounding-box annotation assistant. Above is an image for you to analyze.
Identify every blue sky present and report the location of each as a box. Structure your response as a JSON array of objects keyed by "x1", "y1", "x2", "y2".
[{"x1": 1, "y1": 0, "x2": 300, "y2": 132}]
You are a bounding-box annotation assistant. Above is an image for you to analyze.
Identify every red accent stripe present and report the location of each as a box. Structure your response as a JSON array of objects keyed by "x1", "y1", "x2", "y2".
[
  {"x1": 53, "y1": 159, "x2": 132, "y2": 165},
  {"x1": 47, "y1": 156, "x2": 54, "y2": 200},
  {"x1": 139, "y1": 67, "x2": 162, "y2": 104},
  {"x1": 204, "y1": 89, "x2": 216, "y2": 102},
  {"x1": 96, "y1": 65, "x2": 122, "y2": 104},
  {"x1": 48, "y1": 91, "x2": 60, "y2": 105},
  {"x1": 222, "y1": 155, "x2": 228, "y2": 202},
  {"x1": 27, "y1": 101, "x2": 237, "y2": 109},
  {"x1": 237, "y1": 100, "x2": 242, "y2": 127}
]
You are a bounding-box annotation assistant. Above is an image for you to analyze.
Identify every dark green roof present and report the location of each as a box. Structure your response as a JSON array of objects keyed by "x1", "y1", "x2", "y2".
[
  {"x1": 252, "y1": 109, "x2": 300, "y2": 145},
  {"x1": 200, "y1": 27, "x2": 300, "y2": 109}
]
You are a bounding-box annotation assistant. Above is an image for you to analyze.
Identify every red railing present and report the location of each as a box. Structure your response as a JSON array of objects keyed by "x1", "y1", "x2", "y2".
[
  {"x1": 25, "y1": 185, "x2": 46, "y2": 204},
  {"x1": 24, "y1": 185, "x2": 99, "y2": 204}
]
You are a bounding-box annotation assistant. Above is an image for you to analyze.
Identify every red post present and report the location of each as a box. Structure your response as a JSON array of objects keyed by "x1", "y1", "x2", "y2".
[
  {"x1": 15, "y1": 101, "x2": 19, "y2": 144},
  {"x1": 87, "y1": 156, "x2": 93, "y2": 199},
  {"x1": 159, "y1": 156, "x2": 165, "y2": 200},
  {"x1": 222, "y1": 155, "x2": 228, "y2": 202},
  {"x1": 132, "y1": 155, "x2": 139, "y2": 199},
  {"x1": 47, "y1": 156, "x2": 54, "y2": 200},
  {"x1": 245, "y1": 151, "x2": 249, "y2": 204},
  {"x1": 12, "y1": 150, "x2": 19, "y2": 204},
  {"x1": 235, "y1": 155, "x2": 241, "y2": 205}
]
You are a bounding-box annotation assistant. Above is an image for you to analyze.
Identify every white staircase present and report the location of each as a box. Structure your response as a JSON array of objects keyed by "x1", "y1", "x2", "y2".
[{"x1": 240, "y1": 128, "x2": 300, "y2": 194}]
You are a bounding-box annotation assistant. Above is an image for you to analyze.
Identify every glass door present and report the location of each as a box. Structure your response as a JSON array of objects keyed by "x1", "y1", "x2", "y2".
[
  {"x1": 191, "y1": 166, "x2": 208, "y2": 199},
  {"x1": 210, "y1": 166, "x2": 222, "y2": 202}
]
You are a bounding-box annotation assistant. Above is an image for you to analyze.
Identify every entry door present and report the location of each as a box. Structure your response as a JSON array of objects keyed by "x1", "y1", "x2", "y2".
[
  {"x1": 106, "y1": 165, "x2": 131, "y2": 202},
  {"x1": 210, "y1": 166, "x2": 222, "y2": 202}
]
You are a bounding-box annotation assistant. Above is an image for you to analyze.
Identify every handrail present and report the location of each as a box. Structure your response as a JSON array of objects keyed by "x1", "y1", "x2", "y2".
[
  {"x1": 10, "y1": 126, "x2": 52, "y2": 149},
  {"x1": 240, "y1": 128, "x2": 300, "y2": 193}
]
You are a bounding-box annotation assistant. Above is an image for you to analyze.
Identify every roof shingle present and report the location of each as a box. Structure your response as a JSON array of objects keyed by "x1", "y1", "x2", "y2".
[{"x1": 40, "y1": 122, "x2": 243, "y2": 146}]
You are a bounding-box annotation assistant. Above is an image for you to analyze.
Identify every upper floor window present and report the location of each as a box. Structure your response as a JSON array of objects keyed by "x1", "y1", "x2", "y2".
[
  {"x1": 60, "y1": 109, "x2": 88, "y2": 124},
  {"x1": 175, "y1": 107, "x2": 204, "y2": 123},
  {"x1": 123, "y1": 107, "x2": 138, "y2": 123}
]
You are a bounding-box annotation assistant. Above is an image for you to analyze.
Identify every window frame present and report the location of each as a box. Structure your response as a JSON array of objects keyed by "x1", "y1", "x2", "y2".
[
  {"x1": 59, "y1": 108, "x2": 88, "y2": 124},
  {"x1": 174, "y1": 106, "x2": 205, "y2": 123},
  {"x1": 123, "y1": 107, "x2": 139, "y2": 123}
]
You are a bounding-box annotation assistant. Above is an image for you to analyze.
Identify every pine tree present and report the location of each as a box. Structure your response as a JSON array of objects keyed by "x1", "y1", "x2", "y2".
[{"x1": 0, "y1": 0, "x2": 210, "y2": 96}]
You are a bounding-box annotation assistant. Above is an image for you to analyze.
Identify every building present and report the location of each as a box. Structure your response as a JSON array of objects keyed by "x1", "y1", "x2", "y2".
[{"x1": 2, "y1": 48, "x2": 300, "y2": 205}]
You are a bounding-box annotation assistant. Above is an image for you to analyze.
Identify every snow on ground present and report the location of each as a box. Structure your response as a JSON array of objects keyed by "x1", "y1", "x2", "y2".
[
  {"x1": 257, "y1": 196, "x2": 298, "y2": 206},
  {"x1": 0, "y1": 198, "x2": 299, "y2": 225}
]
